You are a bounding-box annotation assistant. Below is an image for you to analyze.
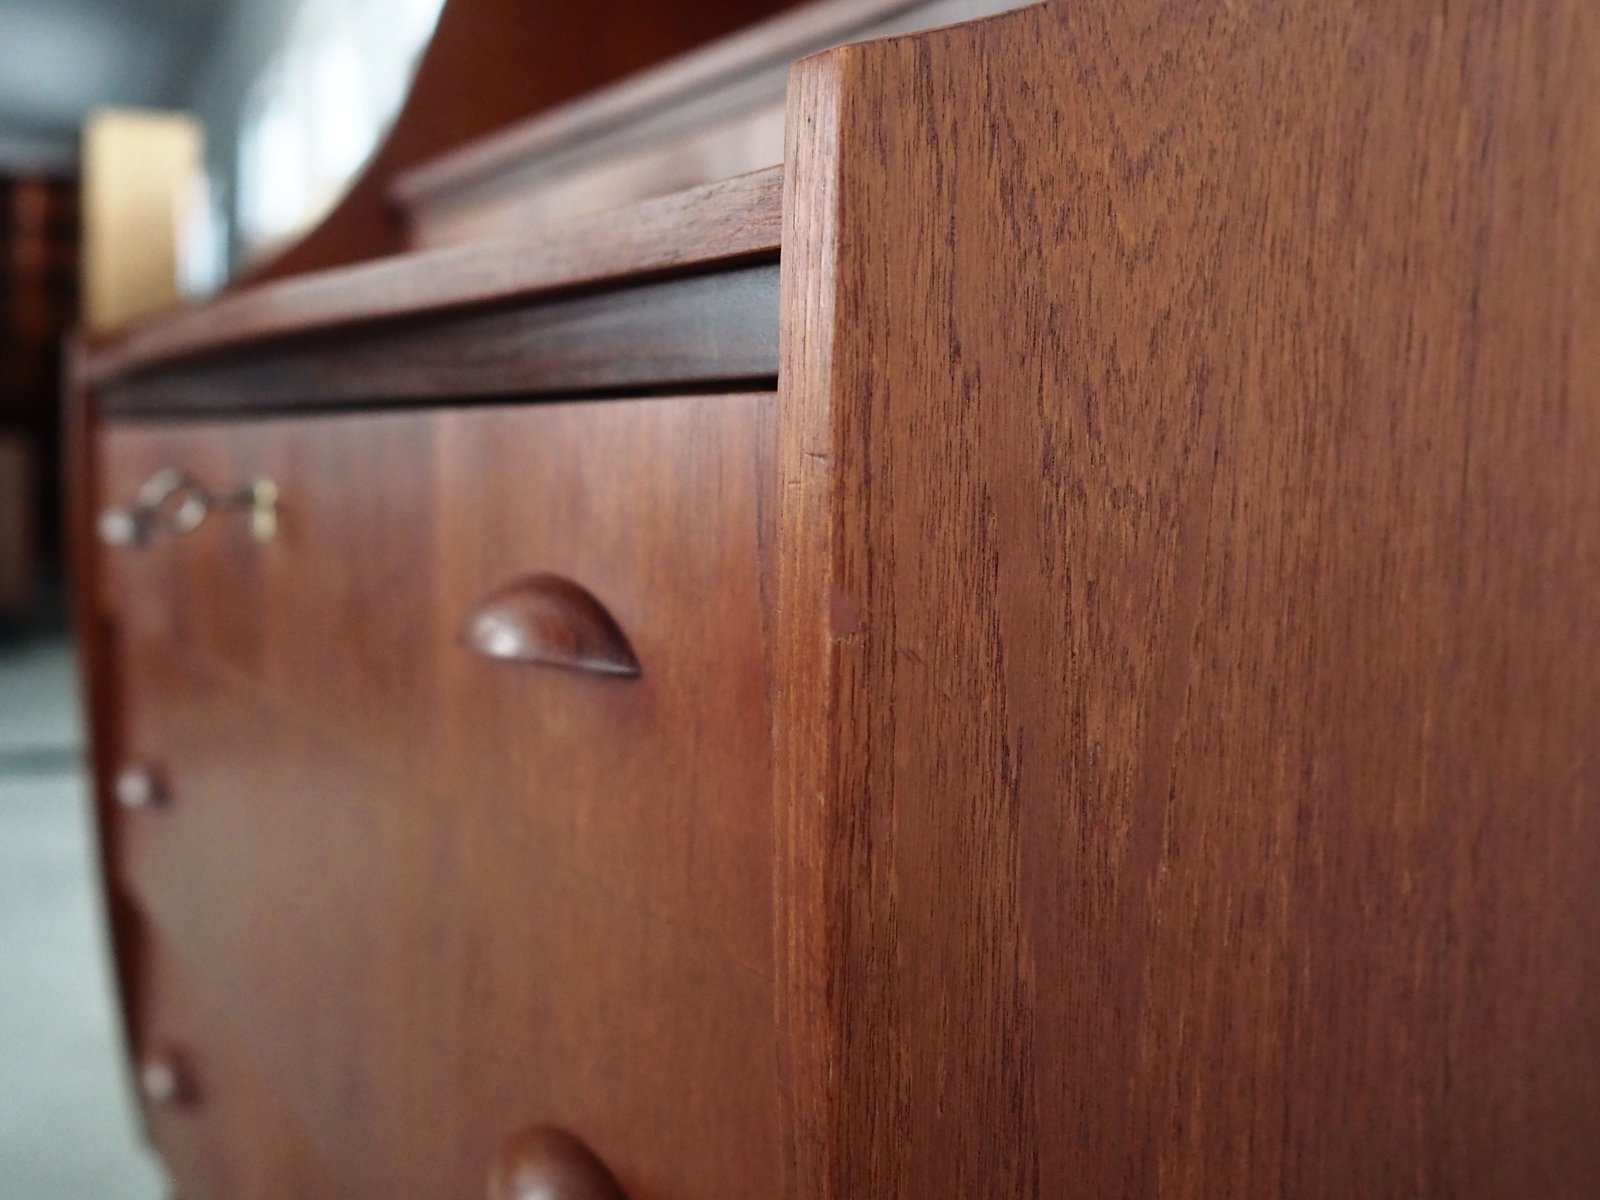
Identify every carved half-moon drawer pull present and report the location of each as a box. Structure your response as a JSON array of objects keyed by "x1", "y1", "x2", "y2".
[
  {"x1": 462, "y1": 575, "x2": 640, "y2": 677},
  {"x1": 489, "y1": 1126, "x2": 628, "y2": 1200},
  {"x1": 99, "y1": 467, "x2": 278, "y2": 547}
]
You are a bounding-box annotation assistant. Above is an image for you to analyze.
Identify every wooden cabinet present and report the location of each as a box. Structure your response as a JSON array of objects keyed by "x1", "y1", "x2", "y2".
[
  {"x1": 98, "y1": 398, "x2": 779, "y2": 1197},
  {"x1": 70, "y1": 0, "x2": 1600, "y2": 1197},
  {"x1": 132, "y1": 934, "x2": 341, "y2": 1200}
]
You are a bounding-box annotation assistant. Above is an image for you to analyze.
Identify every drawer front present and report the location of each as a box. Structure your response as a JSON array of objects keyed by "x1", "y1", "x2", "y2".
[
  {"x1": 130, "y1": 927, "x2": 341, "y2": 1200},
  {"x1": 99, "y1": 396, "x2": 779, "y2": 1198}
]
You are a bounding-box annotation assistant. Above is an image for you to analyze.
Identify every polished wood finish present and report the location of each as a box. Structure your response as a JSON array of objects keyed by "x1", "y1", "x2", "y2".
[
  {"x1": 775, "y1": 2, "x2": 1600, "y2": 1197},
  {"x1": 133, "y1": 931, "x2": 342, "y2": 1199},
  {"x1": 393, "y1": 0, "x2": 920, "y2": 209},
  {"x1": 73, "y1": 0, "x2": 1600, "y2": 1196},
  {"x1": 65, "y1": 337, "x2": 148, "y2": 1097},
  {"x1": 100, "y1": 265, "x2": 779, "y2": 417},
  {"x1": 99, "y1": 395, "x2": 780, "y2": 1198},
  {"x1": 404, "y1": 108, "x2": 788, "y2": 253},
  {"x1": 489, "y1": 1127, "x2": 628, "y2": 1200},
  {"x1": 240, "y1": 0, "x2": 805, "y2": 282},
  {"x1": 462, "y1": 576, "x2": 641, "y2": 678},
  {"x1": 393, "y1": 0, "x2": 1031, "y2": 249},
  {"x1": 90, "y1": 168, "x2": 782, "y2": 390}
]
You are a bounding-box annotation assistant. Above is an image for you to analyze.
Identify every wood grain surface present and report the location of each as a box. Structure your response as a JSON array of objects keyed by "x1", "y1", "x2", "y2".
[
  {"x1": 99, "y1": 265, "x2": 780, "y2": 417},
  {"x1": 133, "y1": 933, "x2": 341, "y2": 1200},
  {"x1": 237, "y1": 0, "x2": 805, "y2": 283},
  {"x1": 77, "y1": 0, "x2": 1600, "y2": 1196},
  {"x1": 392, "y1": 0, "x2": 935, "y2": 209},
  {"x1": 63, "y1": 337, "x2": 149, "y2": 1105},
  {"x1": 775, "y1": 2, "x2": 1600, "y2": 1198},
  {"x1": 392, "y1": 0, "x2": 1031, "y2": 249},
  {"x1": 100, "y1": 394, "x2": 780, "y2": 1198},
  {"x1": 88, "y1": 168, "x2": 782, "y2": 389}
]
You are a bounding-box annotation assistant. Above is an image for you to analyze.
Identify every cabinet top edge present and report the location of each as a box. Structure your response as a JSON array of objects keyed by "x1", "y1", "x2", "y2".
[
  {"x1": 389, "y1": 0, "x2": 932, "y2": 210},
  {"x1": 84, "y1": 166, "x2": 782, "y2": 390}
]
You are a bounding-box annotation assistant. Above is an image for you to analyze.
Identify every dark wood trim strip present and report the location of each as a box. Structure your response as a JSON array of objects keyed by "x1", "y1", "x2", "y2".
[
  {"x1": 99, "y1": 265, "x2": 780, "y2": 417},
  {"x1": 87, "y1": 167, "x2": 782, "y2": 389}
]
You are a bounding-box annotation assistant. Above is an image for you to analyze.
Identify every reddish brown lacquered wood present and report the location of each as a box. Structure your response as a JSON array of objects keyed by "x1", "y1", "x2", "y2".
[
  {"x1": 776, "y1": 2, "x2": 1600, "y2": 1198},
  {"x1": 98, "y1": 264, "x2": 781, "y2": 417},
  {"x1": 238, "y1": 0, "x2": 805, "y2": 283},
  {"x1": 87, "y1": 168, "x2": 782, "y2": 389},
  {"x1": 392, "y1": 0, "x2": 1033, "y2": 249},
  {"x1": 489, "y1": 1127, "x2": 628, "y2": 1200},
  {"x1": 461, "y1": 575, "x2": 641, "y2": 677},
  {"x1": 393, "y1": 0, "x2": 935, "y2": 214},
  {"x1": 101, "y1": 396, "x2": 774, "y2": 970},
  {"x1": 63, "y1": 336, "x2": 148, "y2": 1108},
  {"x1": 118, "y1": 650, "x2": 780, "y2": 1200},
  {"x1": 131, "y1": 931, "x2": 341, "y2": 1200},
  {"x1": 100, "y1": 394, "x2": 779, "y2": 1199}
]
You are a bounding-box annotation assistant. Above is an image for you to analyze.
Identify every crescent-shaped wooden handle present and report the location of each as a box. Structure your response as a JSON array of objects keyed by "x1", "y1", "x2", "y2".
[
  {"x1": 489, "y1": 1126, "x2": 628, "y2": 1200},
  {"x1": 461, "y1": 575, "x2": 640, "y2": 677}
]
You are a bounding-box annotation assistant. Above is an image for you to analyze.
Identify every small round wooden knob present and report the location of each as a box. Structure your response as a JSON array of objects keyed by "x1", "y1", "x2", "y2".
[
  {"x1": 489, "y1": 1127, "x2": 627, "y2": 1200},
  {"x1": 138, "y1": 1050, "x2": 194, "y2": 1108},
  {"x1": 115, "y1": 764, "x2": 166, "y2": 810}
]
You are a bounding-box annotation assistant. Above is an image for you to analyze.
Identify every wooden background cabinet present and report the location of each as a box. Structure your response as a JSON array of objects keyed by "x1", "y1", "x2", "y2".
[{"x1": 0, "y1": 171, "x2": 77, "y2": 619}]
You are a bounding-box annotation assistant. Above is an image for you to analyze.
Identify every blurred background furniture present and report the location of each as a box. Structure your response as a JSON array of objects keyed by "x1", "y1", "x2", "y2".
[
  {"x1": 0, "y1": 169, "x2": 76, "y2": 623},
  {"x1": 80, "y1": 110, "x2": 201, "y2": 334},
  {"x1": 0, "y1": 432, "x2": 35, "y2": 618},
  {"x1": 1, "y1": 0, "x2": 809, "y2": 629}
]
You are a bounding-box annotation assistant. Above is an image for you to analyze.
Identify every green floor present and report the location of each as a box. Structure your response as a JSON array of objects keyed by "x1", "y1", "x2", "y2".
[{"x1": 0, "y1": 633, "x2": 166, "y2": 1199}]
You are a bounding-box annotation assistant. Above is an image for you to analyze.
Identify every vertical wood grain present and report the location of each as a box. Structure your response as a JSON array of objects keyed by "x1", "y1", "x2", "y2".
[
  {"x1": 774, "y1": 50, "x2": 849, "y2": 1200},
  {"x1": 775, "y1": 2, "x2": 1600, "y2": 1196},
  {"x1": 98, "y1": 395, "x2": 782, "y2": 1199},
  {"x1": 134, "y1": 935, "x2": 342, "y2": 1200}
]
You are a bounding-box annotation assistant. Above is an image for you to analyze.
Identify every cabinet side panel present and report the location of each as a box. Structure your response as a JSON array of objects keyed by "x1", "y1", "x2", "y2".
[
  {"x1": 64, "y1": 342, "x2": 145, "y2": 1118},
  {"x1": 775, "y1": 3, "x2": 1600, "y2": 1197}
]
